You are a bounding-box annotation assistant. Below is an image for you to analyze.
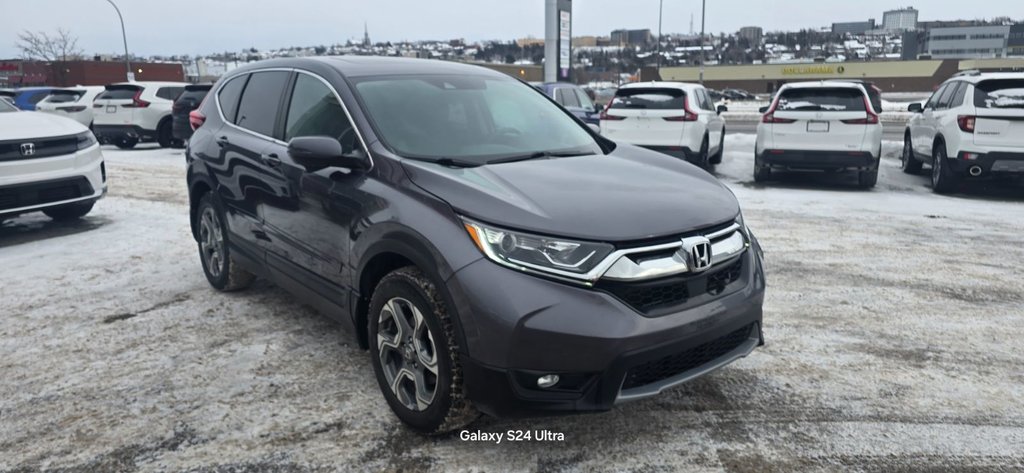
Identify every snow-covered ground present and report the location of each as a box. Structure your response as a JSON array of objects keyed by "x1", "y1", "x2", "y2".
[{"x1": 2, "y1": 141, "x2": 1023, "y2": 471}]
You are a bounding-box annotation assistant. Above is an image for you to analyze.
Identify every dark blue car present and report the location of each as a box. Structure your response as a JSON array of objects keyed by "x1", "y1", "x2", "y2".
[
  {"x1": 532, "y1": 82, "x2": 601, "y2": 125},
  {"x1": 9, "y1": 87, "x2": 58, "y2": 111}
]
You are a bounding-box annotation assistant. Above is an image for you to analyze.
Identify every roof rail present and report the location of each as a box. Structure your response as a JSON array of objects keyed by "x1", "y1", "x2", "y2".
[{"x1": 953, "y1": 69, "x2": 981, "y2": 77}]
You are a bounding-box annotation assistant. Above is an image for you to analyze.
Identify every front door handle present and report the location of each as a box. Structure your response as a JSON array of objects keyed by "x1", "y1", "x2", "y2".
[{"x1": 260, "y1": 153, "x2": 282, "y2": 167}]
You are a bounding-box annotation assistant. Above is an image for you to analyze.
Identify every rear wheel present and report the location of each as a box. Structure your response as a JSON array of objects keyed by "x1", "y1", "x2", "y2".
[
  {"x1": 709, "y1": 130, "x2": 725, "y2": 165},
  {"x1": 753, "y1": 154, "x2": 771, "y2": 183},
  {"x1": 901, "y1": 135, "x2": 922, "y2": 174},
  {"x1": 115, "y1": 137, "x2": 137, "y2": 150},
  {"x1": 42, "y1": 201, "x2": 94, "y2": 221},
  {"x1": 931, "y1": 141, "x2": 959, "y2": 194},
  {"x1": 368, "y1": 267, "x2": 479, "y2": 434},
  {"x1": 858, "y1": 166, "x2": 879, "y2": 189},
  {"x1": 695, "y1": 136, "x2": 710, "y2": 167},
  {"x1": 157, "y1": 120, "x2": 174, "y2": 148}
]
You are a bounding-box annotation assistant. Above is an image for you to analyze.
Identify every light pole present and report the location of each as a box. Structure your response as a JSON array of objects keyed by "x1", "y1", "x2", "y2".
[
  {"x1": 104, "y1": 0, "x2": 132, "y2": 81},
  {"x1": 699, "y1": 0, "x2": 706, "y2": 85},
  {"x1": 656, "y1": 0, "x2": 663, "y2": 70}
]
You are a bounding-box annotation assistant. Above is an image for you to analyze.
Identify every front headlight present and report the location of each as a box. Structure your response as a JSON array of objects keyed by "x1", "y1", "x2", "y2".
[
  {"x1": 462, "y1": 218, "x2": 614, "y2": 282},
  {"x1": 76, "y1": 131, "x2": 97, "y2": 150}
]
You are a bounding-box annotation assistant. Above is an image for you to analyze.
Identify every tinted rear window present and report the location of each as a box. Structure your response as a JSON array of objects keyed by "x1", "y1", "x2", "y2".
[
  {"x1": 46, "y1": 91, "x2": 83, "y2": 103},
  {"x1": 776, "y1": 88, "x2": 866, "y2": 112},
  {"x1": 609, "y1": 88, "x2": 686, "y2": 110},
  {"x1": 156, "y1": 87, "x2": 184, "y2": 101},
  {"x1": 98, "y1": 87, "x2": 140, "y2": 100},
  {"x1": 974, "y1": 79, "x2": 1024, "y2": 109},
  {"x1": 235, "y1": 71, "x2": 290, "y2": 137},
  {"x1": 177, "y1": 89, "x2": 208, "y2": 103}
]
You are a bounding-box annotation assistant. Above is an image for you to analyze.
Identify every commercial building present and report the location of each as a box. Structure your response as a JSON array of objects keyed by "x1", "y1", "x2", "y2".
[
  {"x1": 657, "y1": 58, "x2": 1024, "y2": 93},
  {"x1": 923, "y1": 25, "x2": 1011, "y2": 59},
  {"x1": 738, "y1": 26, "x2": 763, "y2": 46},
  {"x1": 1008, "y1": 24, "x2": 1024, "y2": 56},
  {"x1": 610, "y1": 29, "x2": 653, "y2": 46},
  {"x1": 0, "y1": 60, "x2": 185, "y2": 87},
  {"x1": 882, "y1": 7, "x2": 919, "y2": 32},
  {"x1": 832, "y1": 20, "x2": 876, "y2": 36}
]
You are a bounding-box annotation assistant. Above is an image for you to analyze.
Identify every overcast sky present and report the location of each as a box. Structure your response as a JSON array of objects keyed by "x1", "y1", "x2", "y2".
[{"x1": 1, "y1": 1, "x2": 1019, "y2": 58}]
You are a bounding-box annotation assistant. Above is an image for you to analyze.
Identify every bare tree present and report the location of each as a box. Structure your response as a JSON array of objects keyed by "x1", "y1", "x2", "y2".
[{"x1": 16, "y1": 29, "x2": 83, "y2": 62}]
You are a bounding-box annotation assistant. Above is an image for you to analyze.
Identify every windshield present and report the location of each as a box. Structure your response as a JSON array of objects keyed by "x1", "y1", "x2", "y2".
[
  {"x1": 352, "y1": 74, "x2": 600, "y2": 164},
  {"x1": 777, "y1": 88, "x2": 866, "y2": 112},
  {"x1": 609, "y1": 88, "x2": 685, "y2": 110},
  {"x1": 974, "y1": 79, "x2": 1024, "y2": 109}
]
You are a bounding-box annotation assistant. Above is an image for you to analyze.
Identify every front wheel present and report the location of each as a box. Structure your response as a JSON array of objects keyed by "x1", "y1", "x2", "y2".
[
  {"x1": 931, "y1": 143, "x2": 959, "y2": 194},
  {"x1": 196, "y1": 194, "x2": 254, "y2": 291},
  {"x1": 901, "y1": 136, "x2": 922, "y2": 174},
  {"x1": 43, "y1": 201, "x2": 94, "y2": 221},
  {"x1": 368, "y1": 267, "x2": 479, "y2": 434}
]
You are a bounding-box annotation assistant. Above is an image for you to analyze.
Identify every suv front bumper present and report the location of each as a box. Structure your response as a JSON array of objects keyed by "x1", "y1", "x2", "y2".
[
  {"x1": 0, "y1": 144, "x2": 106, "y2": 218},
  {"x1": 446, "y1": 238, "x2": 766, "y2": 418}
]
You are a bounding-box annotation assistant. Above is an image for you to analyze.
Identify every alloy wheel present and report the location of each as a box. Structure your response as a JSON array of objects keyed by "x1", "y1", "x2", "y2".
[
  {"x1": 199, "y1": 206, "x2": 224, "y2": 278},
  {"x1": 932, "y1": 146, "x2": 944, "y2": 186},
  {"x1": 377, "y1": 297, "x2": 439, "y2": 411}
]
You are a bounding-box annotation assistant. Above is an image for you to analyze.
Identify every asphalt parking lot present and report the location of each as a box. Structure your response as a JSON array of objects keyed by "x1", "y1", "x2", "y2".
[{"x1": 2, "y1": 137, "x2": 1023, "y2": 472}]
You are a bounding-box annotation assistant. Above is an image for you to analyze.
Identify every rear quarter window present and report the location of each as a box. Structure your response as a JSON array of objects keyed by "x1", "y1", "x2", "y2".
[
  {"x1": 974, "y1": 79, "x2": 1024, "y2": 109},
  {"x1": 776, "y1": 88, "x2": 866, "y2": 112},
  {"x1": 609, "y1": 88, "x2": 685, "y2": 110}
]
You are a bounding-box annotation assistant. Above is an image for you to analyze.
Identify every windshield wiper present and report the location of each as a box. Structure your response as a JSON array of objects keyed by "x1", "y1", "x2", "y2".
[
  {"x1": 404, "y1": 156, "x2": 481, "y2": 168},
  {"x1": 487, "y1": 150, "x2": 594, "y2": 165}
]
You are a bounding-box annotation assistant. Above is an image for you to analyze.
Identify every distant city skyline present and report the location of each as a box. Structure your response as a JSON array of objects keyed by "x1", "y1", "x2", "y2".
[{"x1": 1, "y1": 0, "x2": 1020, "y2": 58}]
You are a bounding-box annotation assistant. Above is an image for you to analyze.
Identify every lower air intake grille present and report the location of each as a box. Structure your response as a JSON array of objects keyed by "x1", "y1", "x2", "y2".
[{"x1": 621, "y1": 324, "x2": 753, "y2": 390}]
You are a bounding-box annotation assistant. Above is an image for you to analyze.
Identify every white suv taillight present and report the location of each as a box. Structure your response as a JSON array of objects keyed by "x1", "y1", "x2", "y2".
[
  {"x1": 761, "y1": 97, "x2": 796, "y2": 124},
  {"x1": 663, "y1": 96, "x2": 699, "y2": 122},
  {"x1": 841, "y1": 96, "x2": 880, "y2": 125},
  {"x1": 957, "y1": 115, "x2": 976, "y2": 133}
]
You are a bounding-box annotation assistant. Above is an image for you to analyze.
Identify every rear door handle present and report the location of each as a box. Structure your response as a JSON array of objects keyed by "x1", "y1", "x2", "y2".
[{"x1": 260, "y1": 153, "x2": 282, "y2": 167}]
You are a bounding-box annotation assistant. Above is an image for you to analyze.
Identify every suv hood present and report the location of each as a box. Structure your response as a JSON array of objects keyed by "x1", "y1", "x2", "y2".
[
  {"x1": 0, "y1": 111, "x2": 86, "y2": 140},
  {"x1": 401, "y1": 144, "x2": 740, "y2": 242}
]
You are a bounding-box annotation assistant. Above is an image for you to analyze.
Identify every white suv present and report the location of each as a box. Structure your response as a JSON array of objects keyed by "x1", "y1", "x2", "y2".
[
  {"x1": 902, "y1": 72, "x2": 1024, "y2": 193},
  {"x1": 92, "y1": 81, "x2": 188, "y2": 149},
  {"x1": 600, "y1": 82, "x2": 727, "y2": 166},
  {"x1": 754, "y1": 81, "x2": 883, "y2": 188},
  {"x1": 0, "y1": 99, "x2": 105, "y2": 222},
  {"x1": 36, "y1": 86, "x2": 106, "y2": 128}
]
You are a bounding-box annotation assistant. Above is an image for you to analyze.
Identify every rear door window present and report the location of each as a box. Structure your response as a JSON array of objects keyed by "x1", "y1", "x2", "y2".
[
  {"x1": 217, "y1": 75, "x2": 248, "y2": 123},
  {"x1": 776, "y1": 88, "x2": 866, "y2": 112},
  {"x1": 235, "y1": 71, "x2": 290, "y2": 137},
  {"x1": 949, "y1": 82, "x2": 968, "y2": 108},
  {"x1": 555, "y1": 87, "x2": 581, "y2": 108},
  {"x1": 156, "y1": 87, "x2": 184, "y2": 101},
  {"x1": 974, "y1": 79, "x2": 1024, "y2": 109},
  {"x1": 609, "y1": 88, "x2": 685, "y2": 110}
]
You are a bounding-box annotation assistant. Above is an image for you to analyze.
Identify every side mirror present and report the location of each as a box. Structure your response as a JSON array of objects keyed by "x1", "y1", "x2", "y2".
[
  {"x1": 758, "y1": 106, "x2": 769, "y2": 113},
  {"x1": 717, "y1": 105, "x2": 728, "y2": 114},
  {"x1": 907, "y1": 103, "x2": 923, "y2": 113},
  {"x1": 287, "y1": 136, "x2": 366, "y2": 172},
  {"x1": 586, "y1": 123, "x2": 601, "y2": 134}
]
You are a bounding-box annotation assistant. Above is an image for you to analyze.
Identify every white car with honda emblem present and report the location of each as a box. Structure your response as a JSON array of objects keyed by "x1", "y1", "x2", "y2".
[
  {"x1": 902, "y1": 71, "x2": 1024, "y2": 193},
  {"x1": 0, "y1": 98, "x2": 106, "y2": 223},
  {"x1": 600, "y1": 82, "x2": 727, "y2": 166},
  {"x1": 754, "y1": 81, "x2": 883, "y2": 188}
]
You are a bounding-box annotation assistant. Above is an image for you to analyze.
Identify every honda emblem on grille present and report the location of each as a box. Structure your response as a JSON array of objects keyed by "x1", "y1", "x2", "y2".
[
  {"x1": 681, "y1": 236, "x2": 713, "y2": 272},
  {"x1": 20, "y1": 142, "x2": 36, "y2": 156}
]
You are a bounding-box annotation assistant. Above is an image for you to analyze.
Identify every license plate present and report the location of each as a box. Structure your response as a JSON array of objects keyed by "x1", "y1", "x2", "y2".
[
  {"x1": 106, "y1": 105, "x2": 117, "y2": 113},
  {"x1": 807, "y1": 121, "x2": 829, "y2": 133}
]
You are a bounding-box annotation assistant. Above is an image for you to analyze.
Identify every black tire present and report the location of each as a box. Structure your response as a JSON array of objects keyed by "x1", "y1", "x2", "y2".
[
  {"x1": 709, "y1": 130, "x2": 725, "y2": 165},
  {"x1": 931, "y1": 141, "x2": 959, "y2": 194},
  {"x1": 753, "y1": 154, "x2": 771, "y2": 183},
  {"x1": 858, "y1": 166, "x2": 879, "y2": 189},
  {"x1": 695, "y1": 136, "x2": 710, "y2": 166},
  {"x1": 368, "y1": 266, "x2": 479, "y2": 435},
  {"x1": 195, "y1": 194, "x2": 254, "y2": 291},
  {"x1": 43, "y1": 201, "x2": 94, "y2": 221},
  {"x1": 157, "y1": 120, "x2": 174, "y2": 148},
  {"x1": 115, "y1": 138, "x2": 137, "y2": 150},
  {"x1": 901, "y1": 134, "x2": 922, "y2": 175}
]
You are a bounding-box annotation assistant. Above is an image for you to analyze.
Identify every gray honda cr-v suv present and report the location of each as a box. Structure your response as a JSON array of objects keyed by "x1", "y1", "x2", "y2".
[{"x1": 186, "y1": 56, "x2": 766, "y2": 434}]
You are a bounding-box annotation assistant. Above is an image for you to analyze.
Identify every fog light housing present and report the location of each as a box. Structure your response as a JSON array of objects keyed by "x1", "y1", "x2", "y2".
[{"x1": 537, "y1": 374, "x2": 560, "y2": 389}]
